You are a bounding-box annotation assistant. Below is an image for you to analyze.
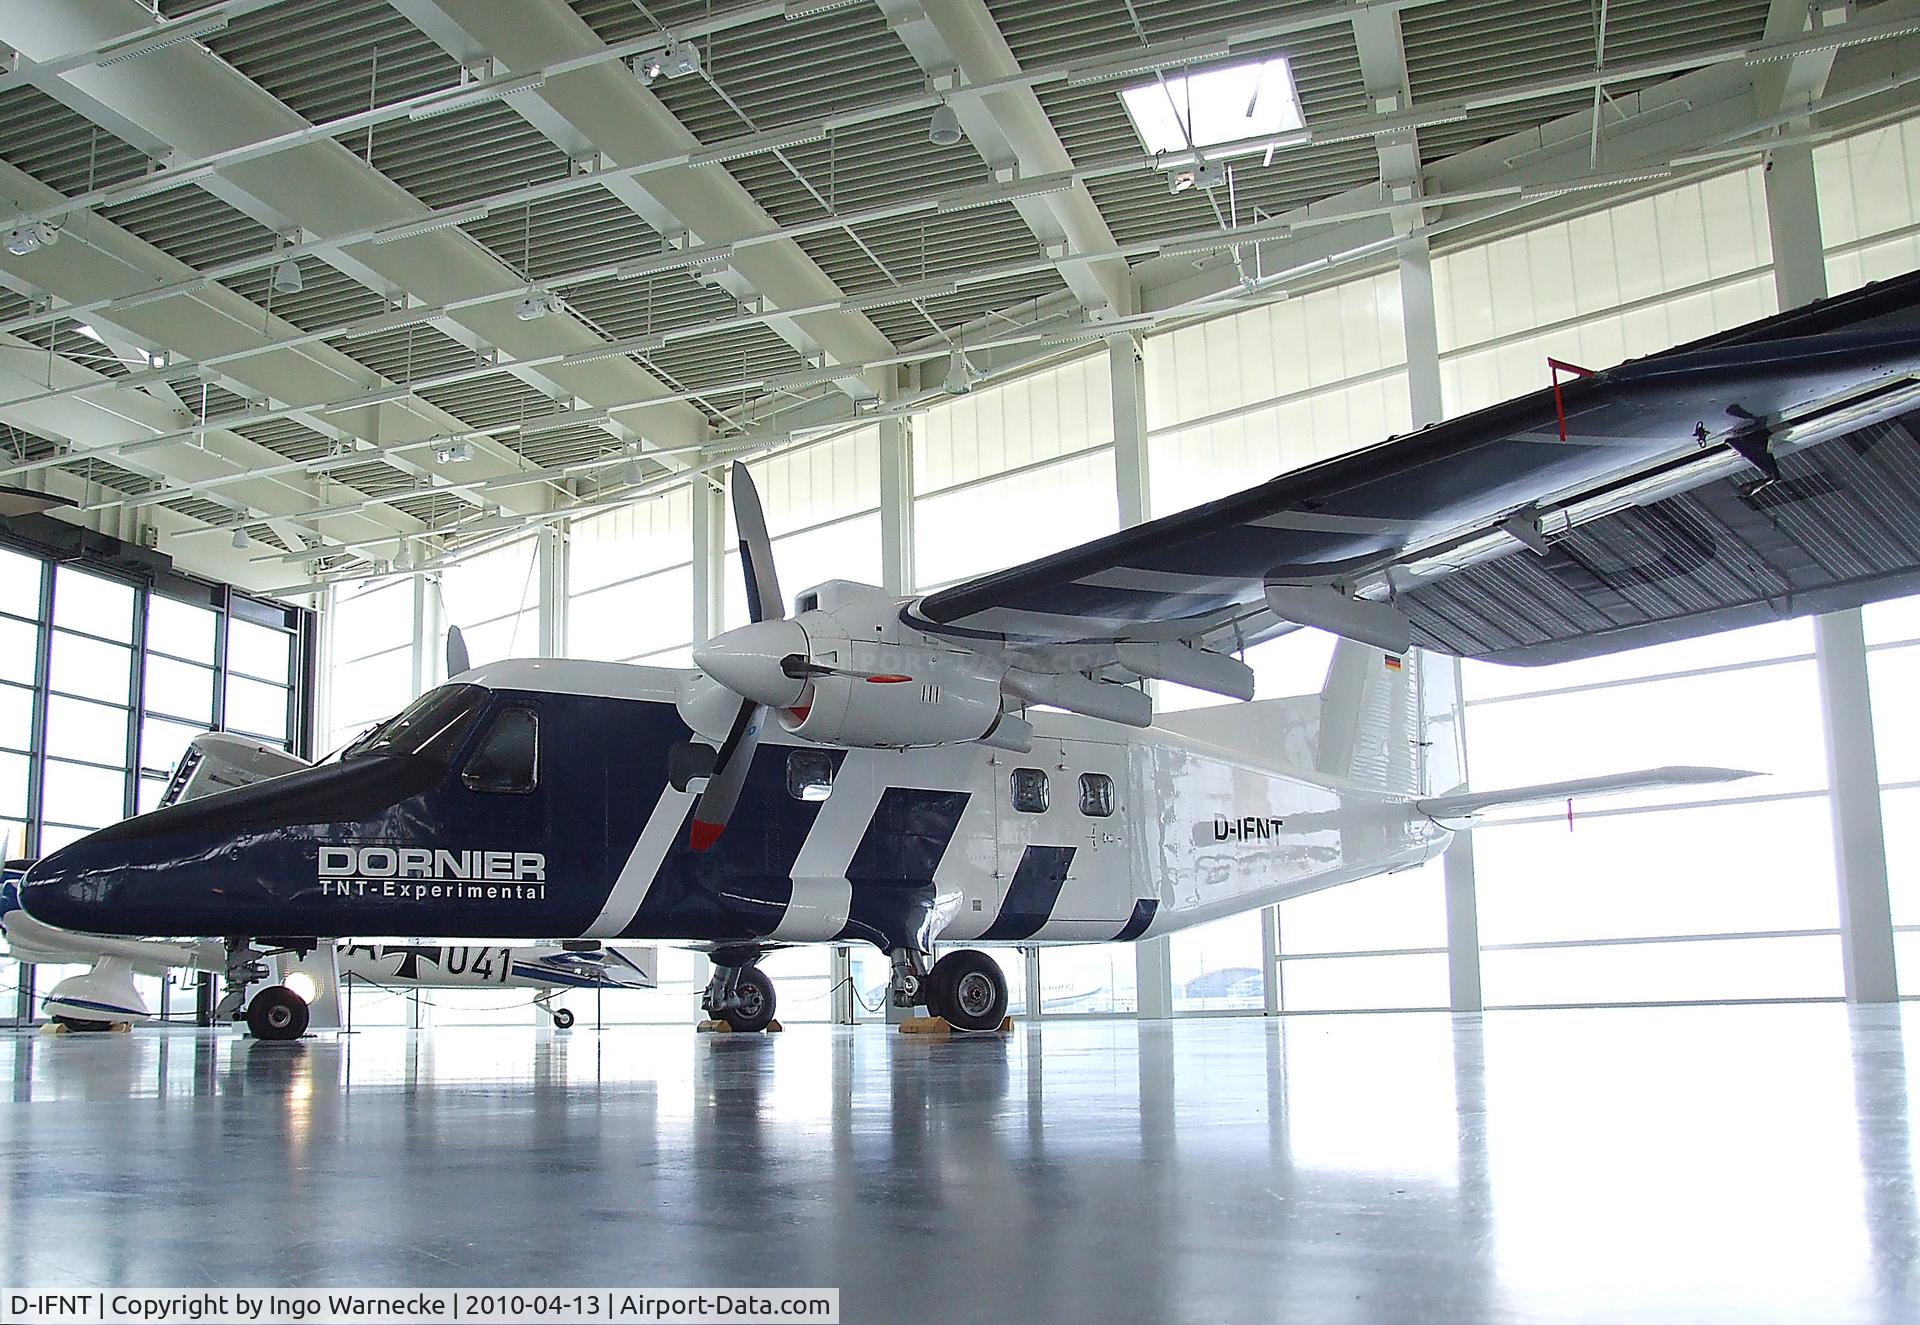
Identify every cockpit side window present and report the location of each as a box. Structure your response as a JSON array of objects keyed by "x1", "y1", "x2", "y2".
[
  {"x1": 342, "y1": 684, "x2": 487, "y2": 764},
  {"x1": 461, "y1": 706, "x2": 540, "y2": 795}
]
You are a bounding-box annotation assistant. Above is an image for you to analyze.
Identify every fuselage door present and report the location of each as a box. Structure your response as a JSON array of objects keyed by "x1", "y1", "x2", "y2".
[{"x1": 993, "y1": 736, "x2": 1131, "y2": 930}]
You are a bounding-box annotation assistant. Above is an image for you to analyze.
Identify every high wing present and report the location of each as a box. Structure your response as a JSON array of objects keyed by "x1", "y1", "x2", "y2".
[{"x1": 902, "y1": 271, "x2": 1920, "y2": 669}]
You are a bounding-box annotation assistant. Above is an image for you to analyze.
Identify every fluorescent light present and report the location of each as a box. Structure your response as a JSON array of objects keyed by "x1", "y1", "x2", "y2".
[
  {"x1": 1120, "y1": 56, "x2": 1304, "y2": 158},
  {"x1": 933, "y1": 171, "x2": 1076, "y2": 214},
  {"x1": 691, "y1": 121, "x2": 829, "y2": 166},
  {"x1": 92, "y1": 15, "x2": 229, "y2": 68},
  {"x1": 371, "y1": 206, "x2": 488, "y2": 245},
  {"x1": 408, "y1": 73, "x2": 547, "y2": 122},
  {"x1": 1065, "y1": 40, "x2": 1230, "y2": 89}
]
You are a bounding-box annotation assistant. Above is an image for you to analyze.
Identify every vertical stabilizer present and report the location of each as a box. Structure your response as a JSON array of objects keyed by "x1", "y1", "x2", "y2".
[{"x1": 1317, "y1": 642, "x2": 1466, "y2": 796}]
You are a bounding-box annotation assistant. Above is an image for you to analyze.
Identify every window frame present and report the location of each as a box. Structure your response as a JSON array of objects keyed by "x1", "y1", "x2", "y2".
[
  {"x1": 1078, "y1": 772, "x2": 1115, "y2": 818},
  {"x1": 1010, "y1": 767, "x2": 1050, "y2": 814},
  {"x1": 786, "y1": 748, "x2": 835, "y2": 802},
  {"x1": 459, "y1": 704, "x2": 541, "y2": 796}
]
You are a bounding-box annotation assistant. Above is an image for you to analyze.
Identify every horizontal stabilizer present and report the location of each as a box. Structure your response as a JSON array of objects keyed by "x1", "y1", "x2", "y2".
[{"x1": 1415, "y1": 765, "x2": 1758, "y2": 820}]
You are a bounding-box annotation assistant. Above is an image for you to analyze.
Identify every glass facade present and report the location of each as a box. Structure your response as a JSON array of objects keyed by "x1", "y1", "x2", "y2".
[{"x1": 0, "y1": 543, "x2": 307, "y2": 857}]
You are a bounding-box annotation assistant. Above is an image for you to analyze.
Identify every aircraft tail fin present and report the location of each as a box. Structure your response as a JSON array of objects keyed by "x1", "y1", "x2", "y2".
[
  {"x1": 1153, "y1": 639, "x2": 1467, "y2": 795},
  {"x1": 1317, "y1": 640, "x2": 1467, "y2": 797}
]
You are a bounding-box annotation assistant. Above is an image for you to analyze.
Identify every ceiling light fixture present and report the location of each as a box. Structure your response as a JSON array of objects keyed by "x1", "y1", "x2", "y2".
[
  {"x1": 622, "y1": 455, "x2": 646, "y2": 485},
  {"x1": 928, "y1": 102, "x2": 963, "y2": 147},
  {"x1": 6, "y1": 222, "x2": 58, "y2": 255},
  {"x1": 1121, "y1": 56, "x2": 1304, "y2": 158},
  {"x1": 271, "y1": 257, "x2": 303, "y2": 295},
  {"x1": 514, "y1": 288, "x2": 558, "y2": 321},
  {"x1": 942, "y1": 350, "x2": 978, "y2": 396},
  {"x1": 632, "y1": 39, "x2": 701, "y2": 87},
  {"x1": 435, "y1": 441, "x2": 472, "y2": 464},
  {"x1": 232, "y1": 527, "x2": 250, "y2": 550}
]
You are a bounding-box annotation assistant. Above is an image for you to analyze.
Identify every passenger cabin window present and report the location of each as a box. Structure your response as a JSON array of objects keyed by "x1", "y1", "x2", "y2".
[
  {"x1": 1079, "y1": 772, "x2": 1114, "y2": 818},
  {"x1": 787, "y1": 749, "x2": 834, "y2": 802},
  {"x1": 462, "y1": 707, "x2": 539, "y2": 794},
  {"x1": 1010, "y1": 768, "x2": 1049, "y2": 814}
]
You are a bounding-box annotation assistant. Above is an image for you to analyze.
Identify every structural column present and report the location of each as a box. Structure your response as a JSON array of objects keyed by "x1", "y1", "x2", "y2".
[
  {"x1": 1401, "y1": 238, "x2": 1484, "y2": 1013},
  {"x1": 690, "y1": 468, "x2": 727, "y2": 645},
  {"x1": 535, "y1": 523, "x2": 567, "y2": 657},
  {"x1": 1765, "y1": 139, "x2": 1901, "y2": 1002},
  {"x1": 1109, "y1": 327, "x2": 1172, "y2": 1019},
  {"x1": 877, "y1": 406, "x2": 914, "y2": 597}
]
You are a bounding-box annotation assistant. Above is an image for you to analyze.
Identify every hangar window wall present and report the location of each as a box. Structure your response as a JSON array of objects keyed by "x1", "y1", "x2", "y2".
[
  {"x1": 441, "y1": 536, "x2": 540, "y2": 667},
  {"x1": 568, "y1": 487, "x2": 694, "y2": 667},
  {"x1": 0, "y1": 544, "x2": 308, "y2": 858},
  {"x1": 325, "y1": 577, "x2": 415, "y2": 753},
  {"x1": 723, "y1": 426, "x2": 883, "y2": 628}
]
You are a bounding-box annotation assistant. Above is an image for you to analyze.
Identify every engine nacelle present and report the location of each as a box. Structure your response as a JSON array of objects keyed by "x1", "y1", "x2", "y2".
[{"x1": 780, "y1": 611, "x2": 1007, "y2": 748}]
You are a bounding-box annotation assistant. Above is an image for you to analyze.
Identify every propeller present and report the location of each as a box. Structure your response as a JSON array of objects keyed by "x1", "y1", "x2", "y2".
[
  {"x1": 779, "y1": 654, "x2": 911, "y2": 684},
  {"x1": 446, "y1": 625, "x2": 471, "y2": 678},
  {"x1": 686, "y1": 462, "x2": 785, "y2": 851}
]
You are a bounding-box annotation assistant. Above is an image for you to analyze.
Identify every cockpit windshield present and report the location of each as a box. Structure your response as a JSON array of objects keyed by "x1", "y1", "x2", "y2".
[{"x1": 341, "y1": 684, "x2": 488, "y2": 764}]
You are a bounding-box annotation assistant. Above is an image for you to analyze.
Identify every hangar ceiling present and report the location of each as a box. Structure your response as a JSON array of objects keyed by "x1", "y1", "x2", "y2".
[{"x1": 0, "y1": 0, "x2": 1916, "y2": 595}]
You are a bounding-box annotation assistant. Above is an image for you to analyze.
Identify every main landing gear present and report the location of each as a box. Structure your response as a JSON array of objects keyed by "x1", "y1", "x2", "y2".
[
  {"x1": 217, "y1": 938, "x2": 310, "y2": 1042},
  {"x1": 887, "y1": 947, "x2": 1009, "y2": 1032},
  {"x1": 702, "y1": 951, "x2": 777, "y2": 1032}
]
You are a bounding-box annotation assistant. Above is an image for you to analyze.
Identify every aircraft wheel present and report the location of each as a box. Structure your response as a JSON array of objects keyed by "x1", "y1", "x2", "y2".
[
  {"x1": 926, "y1": 950, "x2": 1008, "y2": 1031},
  {"x1": 552, "y1": 1007, "x2": 576, "y2": 1030},
  {"x1": 722, "y1": 966, "x2": 776, "y2": 1033},
  {"x1": 245, "y1": 985, "x2": 309, "y2": 1041},
  {"x1": 52, "y1": 1015, "x2": 111, "y2": 1033}
]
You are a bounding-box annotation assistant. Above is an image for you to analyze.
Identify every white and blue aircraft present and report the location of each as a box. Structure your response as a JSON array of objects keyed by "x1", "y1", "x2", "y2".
[{"x1": 18, "y1": 269, "x2": 1920, "y2": 1039}]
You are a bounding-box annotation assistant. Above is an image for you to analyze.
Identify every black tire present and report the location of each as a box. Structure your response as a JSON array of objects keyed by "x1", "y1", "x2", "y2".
[
  {"x1": 721, "y1": 966, "x2": 776, "y2": 1033},
  {"x1": 552, "y1": 1007, "x2": 576, "y2": 1030},
  {"x1": 52, "y1": 1014, "x2": 111, "y2": 1033},
  {"x1": 926, "y1": 950, "x2": 1008, "y2": 1032},
  {"x1": 245, "y1": 985, "x2": 309, "y2": 1041}
]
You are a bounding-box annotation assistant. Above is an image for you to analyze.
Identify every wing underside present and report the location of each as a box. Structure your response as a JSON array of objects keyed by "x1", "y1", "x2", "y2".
[{"x1": 903, "y1": 271, "x2": 1920, "y2": 669}]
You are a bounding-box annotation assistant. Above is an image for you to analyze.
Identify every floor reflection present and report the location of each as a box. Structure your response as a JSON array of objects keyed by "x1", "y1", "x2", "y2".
[{"x1": 0, "y1": 1004, "x2": 1910, "y2": 1323}]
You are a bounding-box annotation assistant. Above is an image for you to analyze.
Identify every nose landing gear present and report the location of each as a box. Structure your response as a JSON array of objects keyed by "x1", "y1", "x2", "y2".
[{"x1": 217, "y1": 938, "x2": 310, "y2": 1041}]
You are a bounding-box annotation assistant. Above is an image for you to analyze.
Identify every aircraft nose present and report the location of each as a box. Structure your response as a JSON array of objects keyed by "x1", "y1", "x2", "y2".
[{"x1": 19, "y1": 836, "x2": 117, "y2": 932}]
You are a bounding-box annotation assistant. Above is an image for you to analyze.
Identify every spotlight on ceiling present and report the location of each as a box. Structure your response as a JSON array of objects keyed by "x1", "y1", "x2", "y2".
[
  {"x1": 435, "y1": 441, "x2": 472, "y2": 464},
  {"x1": 631, "y1": 39, "x2": 700, "y2": 87},
  {"x1": 5, "y1": 222, "x2": 58, "y2": 256},
  {"x1": 928, "y1": 102, "x2": 963, "y2": 147},
  {"x1": 622, "y1": 456, "x2": 646, "y2": 485},
  {"x1": 271, "y1": 258, "x2": 303, "y2": 295},
  {"x1": 942, "y1": 350, "x2": 978, "y2": 396},
  {"x1": 514, "y1": 288, "x2": 557, "y2": 321},
  {"x1": 232, "y1": 527, "x2": 250, "y2": 550}
]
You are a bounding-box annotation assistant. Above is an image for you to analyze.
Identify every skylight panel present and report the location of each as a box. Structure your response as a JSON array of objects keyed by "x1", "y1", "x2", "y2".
[{"x1": 1120, "y1": 56, "x2": 1304, "y2": 157}]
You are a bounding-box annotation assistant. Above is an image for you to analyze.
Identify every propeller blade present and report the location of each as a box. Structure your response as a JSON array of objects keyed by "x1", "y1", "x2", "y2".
[
  {"x1": 730, "y1": 461, "x2": 784, "y2": 623},
  {"x1": 446, "y1": 625, "x2": 471, "y2": 678},
  {"x1": 687, "y1": 697, "x2": 765, "y2": 851},
  {"x1": 779, "y1": 653, "x2": 912, "y2": 684}
]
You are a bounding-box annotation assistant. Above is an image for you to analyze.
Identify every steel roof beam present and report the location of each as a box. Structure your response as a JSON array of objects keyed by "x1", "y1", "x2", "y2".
[{"x1": 388, "y1": 0, "x2": 893, "y2": 412}]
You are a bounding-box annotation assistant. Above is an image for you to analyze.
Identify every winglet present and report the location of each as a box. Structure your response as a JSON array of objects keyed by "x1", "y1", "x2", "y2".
[{"x1": 1416, "y1": 765, "x2": 1759, "y2": 820}]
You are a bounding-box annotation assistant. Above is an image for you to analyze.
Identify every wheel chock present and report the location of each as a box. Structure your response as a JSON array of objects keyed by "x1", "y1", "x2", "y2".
[
  {"x1": 696, "y1": 1019, "x2": 783, "y2": 1034},
  {"x1": 111, "y1": 1022, "x2": 132, "y2": 1034},
  {"x1": 898, "y1": 1016, "x2": 1015, "y2": 1035},
  {"x1": 40, "y1": 1021, "x2": 66, "y2": 1035}
]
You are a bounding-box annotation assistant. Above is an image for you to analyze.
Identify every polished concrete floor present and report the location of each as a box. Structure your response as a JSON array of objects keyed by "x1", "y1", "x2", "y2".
[{"x1": 0, "y1": 1005, "x2": 1914, "y2": 1323}]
